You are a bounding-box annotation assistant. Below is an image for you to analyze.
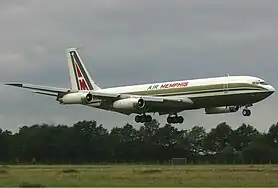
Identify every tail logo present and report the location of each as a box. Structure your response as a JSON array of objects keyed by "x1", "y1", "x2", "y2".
[
  {"x1": 70, "y1": 51, "x2": 93, "y2": 90},
  {"x1": 75, "y1": 63, "x2": 89, "y2": 90}
]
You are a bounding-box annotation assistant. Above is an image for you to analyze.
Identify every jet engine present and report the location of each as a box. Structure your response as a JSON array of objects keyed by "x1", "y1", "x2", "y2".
[
  {"x1": 205, "y1": 106, "x2": 240, "y2": 114},
  {"x1": 112, "y1": 98, "x2": 146, "y2": 110},
  {"x1": 59, "y1": 92, "x2": 93, "y2": 104}
]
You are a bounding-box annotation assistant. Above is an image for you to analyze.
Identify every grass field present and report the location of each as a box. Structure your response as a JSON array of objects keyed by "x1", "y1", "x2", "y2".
[{"x1": 1, "y1": 164, "x2": 278, "y2": 187}]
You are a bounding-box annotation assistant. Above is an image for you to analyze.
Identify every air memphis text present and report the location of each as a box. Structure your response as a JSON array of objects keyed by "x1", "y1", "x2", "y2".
[{"x1": 147, "y1": 81, "x2": 189, "y2": 90}]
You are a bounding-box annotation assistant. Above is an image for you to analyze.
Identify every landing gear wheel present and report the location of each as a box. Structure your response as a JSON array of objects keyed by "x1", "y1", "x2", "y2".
[
  {"x1": 135, "y1": 115, "x2": 152, "y2": 123},
  {"x1": 177, "y1": 116, "x2": 184, "y2": 124},
  {"x1": 167, "y1": 116, "x2": 184, "y2": 124},
  {"x1": 135, "y1": 115, "x2": 141, "y2": 123},
  {"x1": 146, "y1": 115, "x2": 152, "y2": 122},
  {"x1": 172, "y1": 117, "x2": 178, "y2": 124},
  {"x1": 242, "y1": 109, "x2": 251, "y2": 116},
  {"x1": 167, "y1": 116, "x2": 172, "y2": 124}
]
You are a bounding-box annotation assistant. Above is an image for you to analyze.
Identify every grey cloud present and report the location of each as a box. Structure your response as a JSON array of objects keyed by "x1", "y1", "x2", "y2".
[{"x1": 0, "y1": 0, "x2": 278, "y2": 132}]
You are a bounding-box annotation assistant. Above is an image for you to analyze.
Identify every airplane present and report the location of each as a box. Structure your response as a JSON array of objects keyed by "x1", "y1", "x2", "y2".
[{"x1": 5, "y1": 48, "x2": 275, "y2": 124}]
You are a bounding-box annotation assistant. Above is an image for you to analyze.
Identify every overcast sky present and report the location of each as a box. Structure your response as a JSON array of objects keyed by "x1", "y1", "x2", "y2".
[{"x1": 1, "y1": 0, "x2": 278, "y2": 133}]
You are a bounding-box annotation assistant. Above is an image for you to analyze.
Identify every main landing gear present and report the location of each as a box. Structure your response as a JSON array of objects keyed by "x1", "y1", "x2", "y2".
[
  {"x1": 167, "y1": 115, "x2": 184, "y2": 124},
  {"x1": 135, "y1": 114, "x2": 152, "y2": 123}
]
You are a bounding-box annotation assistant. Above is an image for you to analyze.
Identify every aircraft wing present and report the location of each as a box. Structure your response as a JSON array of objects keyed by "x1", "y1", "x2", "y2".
[
  {"x1": 91, "y1": 91, "x2": 194, "y2": 106},
  {"x1": 5, "y1": 83, "x2": 69, "y2": 97},
  {"x1": 5, "y1": 83, "x2": 194, "y2": 106}
]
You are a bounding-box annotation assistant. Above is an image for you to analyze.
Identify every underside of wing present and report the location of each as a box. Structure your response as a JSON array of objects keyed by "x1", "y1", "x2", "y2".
[
  {"x1": 90, "y1": 91, "x2": 122, "y2": 99},
  {"x1": 31, "y1": 91, "x2": 60, "y2": 97},
  {"x1": 140, "y1": 95, "x2": 194, "y2": 106}
]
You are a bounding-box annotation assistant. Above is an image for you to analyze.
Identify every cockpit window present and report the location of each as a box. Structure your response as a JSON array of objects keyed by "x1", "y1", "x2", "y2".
[
  {"x1": 259, "y1": 81, "x2": 268, "y2": 85},
  {"x1": 252, "y1": 81, "x2": 268, "y2": 85}
]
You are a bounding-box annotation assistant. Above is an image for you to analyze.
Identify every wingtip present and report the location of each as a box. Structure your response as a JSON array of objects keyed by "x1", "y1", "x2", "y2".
[
  {"x1": 4, "y1": 83, "x2": 23, "y2": 87},
  {"x1": 68, "y1": 47, "x2": 78, "y2": 52}
]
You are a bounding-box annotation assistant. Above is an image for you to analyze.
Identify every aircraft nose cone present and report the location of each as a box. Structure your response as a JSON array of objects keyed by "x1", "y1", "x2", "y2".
[{"x1": 268, "y1": 85, "x2": 275, "y2": 94}]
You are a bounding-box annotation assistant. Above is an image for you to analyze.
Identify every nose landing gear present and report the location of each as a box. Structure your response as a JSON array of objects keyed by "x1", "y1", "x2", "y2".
[
  {"x1": 242, "y1": 105, "x2": 252, "y2": 116},
  {"x1": 242, "y1": 108, "x2": 251, "y2": 116}
]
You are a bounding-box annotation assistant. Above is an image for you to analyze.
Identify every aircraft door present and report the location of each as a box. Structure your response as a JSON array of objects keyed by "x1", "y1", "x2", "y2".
[{"x1": 223, "y1": 83, "x2": 229, "y2": 94}]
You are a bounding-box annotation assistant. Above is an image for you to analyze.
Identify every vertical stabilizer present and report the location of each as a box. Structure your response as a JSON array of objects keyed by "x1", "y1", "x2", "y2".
[{"x1": 67, "y1": 48, "x2": 101, "y2": 91}]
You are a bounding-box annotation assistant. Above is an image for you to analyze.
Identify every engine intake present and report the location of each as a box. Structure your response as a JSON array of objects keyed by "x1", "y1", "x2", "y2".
[
  {"x1": 86, "y1": 93, "x2": 93, "y2": 102},
  {"x1": 137, "y1": 98, "x2": 146, "y2": 109},
  {"x1": 205, "y1": 106, "x2": 239, "y2": 114}
]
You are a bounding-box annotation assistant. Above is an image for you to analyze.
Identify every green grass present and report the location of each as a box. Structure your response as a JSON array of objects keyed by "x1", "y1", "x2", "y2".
[{"x1": 1, "y1": 164, "x2": 278, "y2": 187}]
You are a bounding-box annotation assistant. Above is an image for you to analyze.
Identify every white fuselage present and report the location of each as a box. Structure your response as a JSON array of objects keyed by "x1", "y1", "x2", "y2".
[{"x1": 88, "y1": 76, "x2": 275, "y2": 114}]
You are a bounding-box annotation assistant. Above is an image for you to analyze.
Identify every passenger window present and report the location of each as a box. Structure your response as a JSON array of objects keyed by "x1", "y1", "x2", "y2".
[{"x1": 252, "y1": 81, "x2": 259, "y2": 85}]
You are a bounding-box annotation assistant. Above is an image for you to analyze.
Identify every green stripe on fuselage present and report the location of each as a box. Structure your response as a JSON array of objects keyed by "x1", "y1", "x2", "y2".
[
  {"x1": 157, "y1": 87, "x2": 263, "y2": 97},
  {"x1": 125, "y1": 83, "x2": 265, "y2": 96}
]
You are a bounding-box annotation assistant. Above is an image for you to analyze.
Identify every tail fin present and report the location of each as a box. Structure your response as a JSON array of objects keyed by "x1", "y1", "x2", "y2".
[{"x1": 67, "y1": 48, "x2": 101, "y2": 91}]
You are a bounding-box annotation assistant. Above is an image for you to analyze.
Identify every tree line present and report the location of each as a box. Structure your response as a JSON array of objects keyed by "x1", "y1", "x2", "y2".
[{"x1": 0, "y1": 119, "x2": 278, "y2": 164}]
